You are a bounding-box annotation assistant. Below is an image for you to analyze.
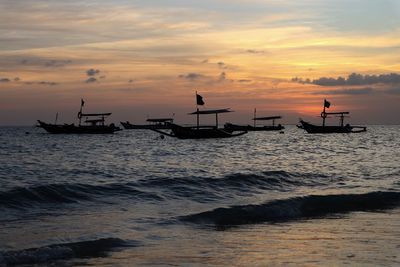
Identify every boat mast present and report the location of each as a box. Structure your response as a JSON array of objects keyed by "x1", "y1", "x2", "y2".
[
  {"x1": 340, "y1": 113, "x2": 344, "y2": 127},
  {"x1": 322, "y1": 99, "x2": 327, "y2": 127},
  {"x1": 254, "y1": 108, "x2": 256, "y2": 128},
  {"x1": 196, "y1": 91, "x2": 199, "y2": 130},
  {"x1": 79, "y1": 99, "x2": 84, "y2": 126}
]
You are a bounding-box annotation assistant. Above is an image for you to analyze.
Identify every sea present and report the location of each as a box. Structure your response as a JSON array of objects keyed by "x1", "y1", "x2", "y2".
[{"x1": 0, "y1": 125, "x2": 399, "y2": 266}]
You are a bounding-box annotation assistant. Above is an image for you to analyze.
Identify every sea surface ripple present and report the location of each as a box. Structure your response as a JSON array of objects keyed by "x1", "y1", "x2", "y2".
[{"x1": 0, "y1": 125, "x2": 399, "y2": 266}]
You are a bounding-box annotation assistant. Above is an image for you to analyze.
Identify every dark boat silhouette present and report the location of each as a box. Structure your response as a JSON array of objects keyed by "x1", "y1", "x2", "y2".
[
  {"x1": 151, "y1": 93, "x2": 247, "y2": 139},
  {"x1": 121, "y1": 118, "x2": 173, "y2": 130},
  {"x1": 37, "y1": 99, "x2": 121, "y2": 134},
  {"x1": 224, "y1": 109, "x2": 284, "y2": 132},
  {"x1": 299, "y1": 99, "x2": 366, "y2": 134}
]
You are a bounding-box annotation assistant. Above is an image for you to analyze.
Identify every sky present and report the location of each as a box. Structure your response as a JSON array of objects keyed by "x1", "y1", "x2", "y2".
[{"x1": 0, "y1": 0, "x2": 399, "y2": 125}]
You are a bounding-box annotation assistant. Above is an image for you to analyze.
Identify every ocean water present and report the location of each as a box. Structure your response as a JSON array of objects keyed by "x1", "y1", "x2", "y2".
[{"x1": 0, "y1": 125, "x2": 399, "y2": 266}]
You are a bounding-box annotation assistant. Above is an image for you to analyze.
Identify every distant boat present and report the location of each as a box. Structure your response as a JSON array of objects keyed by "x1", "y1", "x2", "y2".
[
  {"x1": 37, "y1": 99, "x2": 121, "y2": 134},
  {"x1": 299, "y1": 99, "x2": 366, "y2": 134},
  {"x1": 121, "y1": 118, "x2": 173, "y2": 130},
  {"x1": 151, "y1": 93, "x2": 247, "y2": 139},
  {"x1": 224, "y1": 109, "x2": 284, "y2": 132}
]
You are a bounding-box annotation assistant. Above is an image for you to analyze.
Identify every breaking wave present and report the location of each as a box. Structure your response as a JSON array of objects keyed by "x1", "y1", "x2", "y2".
[
  {"x1": 137, "y1": 170, "x2": 330, "y2": 200},
  {"x1": 0, "y1": 183, "x2": 163, "y2": 209},
  {"x1": 0, "y1": 170, "x2": 332, "y2": 209},
  {"x1": 140, "y1": 170, "x2": 328, "y2": 189},
  {"x1": 0, "y1": 237, "x2": 132, "y2": 266},
  {"x1": 182, "y1": 191, "x2": 400, "y2": 226}
]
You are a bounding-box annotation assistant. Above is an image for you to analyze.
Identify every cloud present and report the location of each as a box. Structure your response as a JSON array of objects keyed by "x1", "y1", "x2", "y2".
[
  {"x1": 44, "y1": 60, "x2": 72, "y2": 67},
  {"x1": 218, "y1": 72, "x2": 226, "y2": 81},
  {"x1": 312, "y1": 87, "x2": 374, "y2": 95},
  {"x1": 246, "y1": 49, "x2": 265, "y2": 54},
  {"x1": 24, "y1": 81, "x2": 58, "y2": 86},
  {"x1": 20, "y1": 58, "x2": 72, "y2": 67},
  {"x1": 293, "y1": 73, "x2": 400, "y2": 86},
  {"x1": 217, "y1": 62, "x2": 227, "y2": 69},
  {"x1": 385, "y1": 87, "x2": 400, "y2": 94},
  {"x1": 179, "y1": 71, "x2": 232, "y2": 83},
  {"x1": 85, "y1": 77, "x2": 97, "y2": 83},
  {"x1": 178, "y1": 72, "x2": 205, "y2": 81},
  {"x1": 237, "y1": 79, "x2": 252, "y2": 83},
  {"x1": 0, "y1": 77, "x2": 57, "y2": 85},
  {"x1": 38, "y1": 81, "x2": 58, "y2": 86},
  {"x1": 0, "y1": 77, "x2": 21, "y2": 83},
  {"x1": 86, "y1": 68, "x2": 100, "y2": 76}
]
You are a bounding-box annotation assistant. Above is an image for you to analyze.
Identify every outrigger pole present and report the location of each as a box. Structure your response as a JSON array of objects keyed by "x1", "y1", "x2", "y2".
[{"x1": 196, "y1": 91, "x2": 199, "y2": 130}]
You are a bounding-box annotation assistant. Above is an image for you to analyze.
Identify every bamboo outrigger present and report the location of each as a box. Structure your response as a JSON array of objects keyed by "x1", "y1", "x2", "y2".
[{"x1": 121, "y1": 118, "x2": 173, "y2": 130}]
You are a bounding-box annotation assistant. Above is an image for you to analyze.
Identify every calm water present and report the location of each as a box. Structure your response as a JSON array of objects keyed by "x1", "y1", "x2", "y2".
[{"x1": 0, "y1": 125, "x2": 399, "y2": 266}]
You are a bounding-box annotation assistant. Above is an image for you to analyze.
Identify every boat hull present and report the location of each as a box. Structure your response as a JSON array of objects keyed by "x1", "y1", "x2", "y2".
[
  {"x1": 300, "y1": 120, "x2": 354, "y2": 133},
  {"x1": 37, "y1": 121, "x2": 121, "y2": 134},
  {"x1": 153, "y1": 123, "x2": 247, "y2": 139},
  {"x1": 224, "y1": 123, "x2": 284, "y2": 132},
  {"x1": 120, "y1": 122, "x2": 171, "y2": 130}
]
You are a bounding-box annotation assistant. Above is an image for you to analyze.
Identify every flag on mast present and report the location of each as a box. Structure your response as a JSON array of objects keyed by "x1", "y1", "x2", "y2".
[
  {"x1": 81, "y1": 99, "x2": 85, "y2": 107},
  {"x1": 324, "y1": 99, "x2": 331, "y2": 108},
  {"x1": 196, "y1": 93, "x2": 205, "y2": 105}
]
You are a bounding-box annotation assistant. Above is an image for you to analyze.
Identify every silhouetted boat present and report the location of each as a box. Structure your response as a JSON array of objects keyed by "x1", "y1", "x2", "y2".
[
  {"x1": 224, "y1": 109, "x2": 284, "y2": 132},
  {"x1": 299, "y1": 99, "x2": 366, "y2": 134},
  {"x1": 160, "y1": 124, "x2": 247, "y2": 139},
  {"x1": 151, "y1": 93, "x2": 247, "y2": 139},
  {"x1": 121, "y1": 118, "x2": 173, "y2": 129},
  {"x1": 37, "y1": 100, "x2": 121, "y2": 134}
]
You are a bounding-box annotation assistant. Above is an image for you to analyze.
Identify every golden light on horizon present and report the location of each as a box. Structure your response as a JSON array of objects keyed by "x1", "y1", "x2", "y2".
[{"x1": 0, "y1": 1, "x2": 399, "y2": 124}]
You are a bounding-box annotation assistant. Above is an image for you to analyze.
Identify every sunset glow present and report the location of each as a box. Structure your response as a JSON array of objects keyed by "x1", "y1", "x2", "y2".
[{"x1": 1, "y1": 0, "x2": 399, "y2": 124}]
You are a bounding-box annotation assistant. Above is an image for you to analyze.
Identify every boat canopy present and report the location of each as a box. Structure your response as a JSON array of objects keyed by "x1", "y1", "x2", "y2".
[
  {"x1": 146, "y1": 118, "x2": 173, "y2": 122},
  {"x1": 80, "y1": 113, "x2": 112, "y2": 117},
  {"x1": 252, "y1": 116, "x2": 282, "y2": 121},
  {"x1": 323, "y1": 112, "x2": 349, "y2": 115},
  {"x1": 188, "y1": 108, "x2": 232, "y2": 115}
]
